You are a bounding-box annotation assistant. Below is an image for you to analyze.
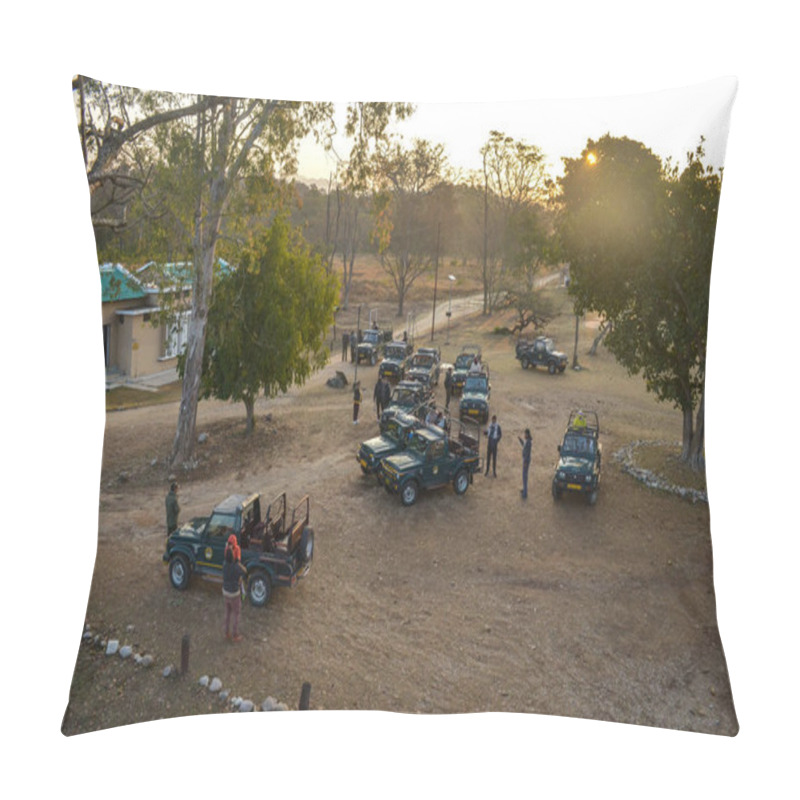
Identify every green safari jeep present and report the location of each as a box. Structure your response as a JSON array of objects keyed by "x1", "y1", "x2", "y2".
[
  {"x1": 551, "y1": 410, "x2": 602, "y2": 505},
  {"x1": 163, "y1": 491, "x2": 314, "y2": 606},
  {"x1": 357, "y1": 411, "x2": 422, "y2": 476},
  {"x1": 379, "y1": 419, "x2": 482, "y2": 506}
]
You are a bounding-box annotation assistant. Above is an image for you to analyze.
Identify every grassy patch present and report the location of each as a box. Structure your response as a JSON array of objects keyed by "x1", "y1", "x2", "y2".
[
  {"x1": 634, "y1": 442, "x2": 707, "y2": 493},
  {"x1": 106, "y1": 382, "x2": 183, "y2": 412}
]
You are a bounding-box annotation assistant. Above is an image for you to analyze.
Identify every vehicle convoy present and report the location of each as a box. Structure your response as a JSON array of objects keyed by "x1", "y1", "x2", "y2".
[
  {"x1": 379, "y1": 419, "x2": 482, "y2": 506},
  {"x1": 163, "y1": 491, "x2": 314, "y2": 606},
  {"x1": 451, "y1": 344, "x2": 482, "y2": 395},
  {"x1": 357, "y1": 327, "x2": 393, "y2": 366},
  {"x1": 551, "y1": 410, "x2": 602, "y2": 505},
  {"x1": 406, "y1": 349, "x2": 441, "y2": 386},
  {"x1": 458, "y1": 368, "x2": 491, "y2": 424},
  {"x1": 357, "y1": 411, "x2": 422, "y2": 475},
  {"x1": 516, "y1": 336, "x2": 568, "y2": 374},
  {"x1": 378, "y1": 341, "x2": 414, "y2": 382}
]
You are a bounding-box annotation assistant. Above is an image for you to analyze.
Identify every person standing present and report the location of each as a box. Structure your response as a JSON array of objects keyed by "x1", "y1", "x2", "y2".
[
  {"x1": 342, "y1": 330, "x2": 350, "y2": 362},
  {"x1": 518, "y1": 428, "x2": 532, "y2": 499},
  {"x1": 222, "y1": 538, "x2": 247, "y2": 643},
  {"x1": 444, "y1": 367, "x2": 453, "y2": 410},
  {"x1": 353, "y1": 381, "x2": 362, "y2": 424},
  {"x1": 381, "y1": 375, "x2": 392, "y2": 415},
  {"x1": 484, "y1": 415, "x2": 502, "y2": 477},
  {"x1": 165, "y1": 482, "x2": 180, "y2": 535},
  {"x1": 374, "y1": 377, "x2": 386, "y2": 420}
]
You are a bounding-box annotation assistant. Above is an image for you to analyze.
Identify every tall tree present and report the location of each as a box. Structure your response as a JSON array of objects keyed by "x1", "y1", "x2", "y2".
[
  {"x1": 559, "y1": 135, "x2": 721, "y2": 469},
  {"x1": 74, "y1": 77, "x2": 333, "y2": 467},
  {"x1": 371, "y1": 138, "x2": 450, "y2": 316},
  {"x1": 478, "y1": 131, "x2": 549, "y2": 313},
  {"x1": 190, "y1": 218, "x2": 338, "y2": 433}
]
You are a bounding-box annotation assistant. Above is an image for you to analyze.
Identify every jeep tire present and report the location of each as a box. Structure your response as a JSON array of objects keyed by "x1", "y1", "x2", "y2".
[
  {"x1": 248, "y1": 571, "x2": 273, "y2": 607},
  {"x1": 168, "y1": 554, "x2": 190, "y2": 590},
  {"x1": 453, "y1": 469, "x2": 469, "y2": 496},
  {"x1": 551, "y1": 481, "x2": 562, "y2": 501},
  {"x1": 548, "y1": 361, "x2": 556, "y2": 375},
  {"x1": 400, "y1": 480, "x2": 419, "y2": 506},
  {"x1": 299, "y1": 527, "x2": 315, "y2": 563},
  {"x1": 521, "y1": 355, "x2": 530, "y2": 369}
]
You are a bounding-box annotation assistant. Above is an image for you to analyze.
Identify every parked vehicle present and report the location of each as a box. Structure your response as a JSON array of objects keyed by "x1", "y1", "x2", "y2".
[
  {"x1": 451, "y1": 344, "x2": 482, "y2": 395},
  {"x1": 163, "y1": 491, "x2": 314, "y2": 606},
  {"x1": 379, "y1": 419, "x2": 482, "y2": 506},
  {"x1": 516, "y1": 336, "x2": 568, "y2": 374},
  {"x1": 379, "y1": 341, "x2": 414, "y2": 382},
  {"x1": 551, "y1": 410, "x2": 602, "y2": 505},
  {"x1": 405, "y1": 350, "x2": 440, "y2": 386},
  {"x1": 357, "y1": 327, "x2": 393, "y2": 365},
  {"x1": 357, "y1": 411, "x2": 423, "y2": 476},
  {"x1": 459, "y1": 368, "x2": 491, "y2": 424}
]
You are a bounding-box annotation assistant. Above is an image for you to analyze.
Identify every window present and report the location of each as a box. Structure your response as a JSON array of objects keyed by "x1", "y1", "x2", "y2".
[{"x1": 164, "y1": 310, "x2": 190, "y2": 359}]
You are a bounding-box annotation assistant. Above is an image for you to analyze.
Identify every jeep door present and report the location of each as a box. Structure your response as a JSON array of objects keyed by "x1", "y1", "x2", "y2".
[
  {"x1": 199, "y1": 511, "x2": 237, "y2": 575},
  {"x1": 421, "y1": 439, "x2": 449, "y2": 488}
]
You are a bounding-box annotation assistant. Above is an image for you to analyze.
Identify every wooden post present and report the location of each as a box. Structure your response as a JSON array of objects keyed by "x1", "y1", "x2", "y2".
[
  {"x1": 180, "y1": 634, "x2": 190, "y2": 675},
  {"x1": 299, "y1": 682, "x2": 311, "y2": 710}
]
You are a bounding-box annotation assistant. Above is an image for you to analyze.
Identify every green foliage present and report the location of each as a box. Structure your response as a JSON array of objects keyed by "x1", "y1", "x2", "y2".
[
  {"x1": 189, "y1": 218, "x2": 338, "y2": 430},
  {"x1": 558, "y1": 135, "x2": 721, "y2": 429}
]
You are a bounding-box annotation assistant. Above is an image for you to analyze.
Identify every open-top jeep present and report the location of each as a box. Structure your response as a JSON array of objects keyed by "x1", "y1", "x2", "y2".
[
  {"x1": 405, "y1": 350, "x2": 440, "y2": 387},
  {"x1": 163, "y1": 491, "x2": 314, "y2": 606},
  {"x1": 516, "y1": 336, "x2": 568, "y2": 374},
  {"x1": 357, "y1": 411, "x2": 422, "y2": 476},
  {"x1": 378, "y1": 341, "x2": 414, "y2": 382},
  {"x1": 451, "y1": 344, "x2": 482, "y2": 395},
  {"x1": 551, "y1": 410, "x2": 602, "y2": 505},
  {"x1": 378, "y1": 418, "x2": 482, "y2": 506},
  {"x1": 458, "y1": 367, "x2": 491, "y2": 424},
  {"x1": 357, "y1": 327, "x2": 393, "y2": 366}
]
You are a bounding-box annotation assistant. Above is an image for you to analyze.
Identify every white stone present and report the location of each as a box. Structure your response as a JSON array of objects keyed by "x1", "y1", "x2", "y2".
[{"x1": 105, "y1": 640, "x2": 119, "y2": 656}]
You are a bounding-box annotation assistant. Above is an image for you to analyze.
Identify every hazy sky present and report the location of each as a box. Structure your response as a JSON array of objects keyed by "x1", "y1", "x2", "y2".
[{"x1": 297, "y1": 77, "x2": 736, "y2": 183}]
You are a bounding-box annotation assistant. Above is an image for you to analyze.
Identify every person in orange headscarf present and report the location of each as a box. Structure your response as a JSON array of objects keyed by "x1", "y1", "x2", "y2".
[{"x1": 222, "y1": 535, "x2": 246, "y2": 642}]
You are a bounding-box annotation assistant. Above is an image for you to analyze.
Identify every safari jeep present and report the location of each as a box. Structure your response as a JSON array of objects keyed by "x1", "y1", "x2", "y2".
[
  {"x1": 451, "y1": 344, "x2": 482, "y2": 395},
  {"x1": 458, "y1": 367, "x2": 491, "y2": 424},
  {"x1": 551, "y1": 410, "x2": 602, "y2": 505},
  {"x1": 378, "y1": 341, "x2": 414, "y2": 382},
  {"x1": 357, "y1": 327, "x2": 393, "y2": 365},
  {"x1": 163, "y1": 492, "x2": 314, "y2": 606},
  {"x1": 357, "y1": 411, "x2": 422, "y2": 476},
  {"x1": 379, "y1": 419, "x2": 482, "y2": 506},
  {"x1": 516, "y1": 336, "x2": 568, "y2": 374}
]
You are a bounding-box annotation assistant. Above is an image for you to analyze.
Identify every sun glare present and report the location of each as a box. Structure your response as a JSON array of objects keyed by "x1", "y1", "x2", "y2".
[{"x1": 586, "y1": 152, "x2": 598, "y2": 166}]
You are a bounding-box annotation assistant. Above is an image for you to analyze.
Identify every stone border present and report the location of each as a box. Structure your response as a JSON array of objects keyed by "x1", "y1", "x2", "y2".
[
  {"x1": 612, "y1": 440, "x2": 708, "y2": 504},
  {"x1": 81, "y1": 623, "x2": 291, "y2": 715}
]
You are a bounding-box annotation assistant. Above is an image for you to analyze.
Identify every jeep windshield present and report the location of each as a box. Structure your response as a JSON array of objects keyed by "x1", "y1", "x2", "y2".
[
  {"x1": 411, "y1": 354, "x2": 433, "y2": 367},
  {"x1": 385, "y1": 346, "x2": 406, "y2": 359},
  {"x1": 205, "y1": 511, "x2": 237, "y2": 538},
  {"x1": 361, "y1": 330, "x2": 380, "y2": 344},
  {"x1": 407, "y1": 433, "x2": 431, "y2": 456},
  {"x1": 455, "y1": 354, "x2": 474, "y2": 369},
  {"x1": 464, "y1": 376, "x2": 487, "y2": 393},
  {"x1": 383, "y1": 418, "x2": 406, "y2": 442},
  {"x1": 392, "y1": 388, "x2": 419, "y2": 406},
  {"x1": 561, "y1": 434, "x2": 596, "y2": 456}
]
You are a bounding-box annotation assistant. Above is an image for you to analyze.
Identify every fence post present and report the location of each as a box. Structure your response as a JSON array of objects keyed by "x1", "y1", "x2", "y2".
[
  {"x1": 180, "y1": 634, "x2": 190, "y2": 675},
  {"x1": 299, "y1": 682, "x2": 311, "y2": 710}
]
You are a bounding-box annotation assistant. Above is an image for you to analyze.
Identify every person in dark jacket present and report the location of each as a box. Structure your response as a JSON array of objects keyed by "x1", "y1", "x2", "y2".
[
  {"x1": 518, "y1": 428, "x2": 532, "y2": 499},
  {"x1": 381, "y1": 375, "x2": 391, "y2": 411},
  {"x1": 165, "y1": 482, "x2": 180, "y2": 535},
  {"x1": 484, "y1": 415, "x2": 502, "y2": 477},
  {"x1": 374, "y1": 377, "x2": 386, "y2": 420},
  {"x1": 342, "y1": 330, "x2": 350, "y2": 362},
  {"x1": 223, "y1": 536, "x2": 247, "y2": 642},
  {"x1": 444, "y1": 367, "x2": 453, "y2": 410},
  {"x1": 353, "y1": 381, "x2": 362, "y2": 424}
]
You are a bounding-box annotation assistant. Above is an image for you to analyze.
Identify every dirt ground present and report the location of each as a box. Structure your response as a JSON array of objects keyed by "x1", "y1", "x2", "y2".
[{"x1": 61, "y1": 293, "x2": 738, "y2": 737}]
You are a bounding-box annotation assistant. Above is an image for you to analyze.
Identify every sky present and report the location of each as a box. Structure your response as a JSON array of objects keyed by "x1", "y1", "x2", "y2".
[
  {"x1": 7, "y1": 2, "x2": 798, "y2": 798},
  {"x1": 297, "y1": 78, "x2": 736, "y2": 184}
]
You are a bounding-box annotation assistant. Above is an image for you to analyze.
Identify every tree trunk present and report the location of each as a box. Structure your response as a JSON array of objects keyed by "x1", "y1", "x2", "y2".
[
  {"x1": 588, "y1": 320, "x2": 611, "y2": 356},
  {"x1": 244, "y1": 395, "x2": 255, "y2": 436},
  {"x1": 681, "y1": 405, "x2": 693, "y2": 462},
  {"x1": 689, "y1": 391, "x2": 705, "y2": 471}
]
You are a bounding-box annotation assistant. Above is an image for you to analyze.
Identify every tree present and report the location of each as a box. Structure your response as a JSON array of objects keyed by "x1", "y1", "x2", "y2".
[
  {"x1": 189, "y1": 218, "x2": 338, "y2": 433},
  {"x1": 75, "y1": 77, "x2": 334, "y2": 468},
  {"x1": 559, "y1": 135, "x2": 721, "y2": 469},
  {"x1": 371, "y1": 138, "x2": 450, "y2": 316},
  {"x1": 477, "y1": 131, "x2": 550, "y2": 313}
]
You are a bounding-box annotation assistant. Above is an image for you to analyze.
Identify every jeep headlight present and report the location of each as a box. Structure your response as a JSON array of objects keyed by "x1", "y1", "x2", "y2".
[{"x1": 557, "y1": 471, "x2": 565, "y2": 480}]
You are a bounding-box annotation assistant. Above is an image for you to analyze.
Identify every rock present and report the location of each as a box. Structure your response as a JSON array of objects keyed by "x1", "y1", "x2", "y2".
[
  {"x1": 238, "y1": 700, "x2": 255, "y2": 713},
  {"x1": 163, "y1": 665, "x2": 176, "y2": 678},
  {"x1": 105, "y1": 640, "x2": 119, "y2": 656},
  {"x1": 209, "y1": 677, "x2": 223, "y2": 692},
  {"x1": 219, "y1": 690, "x2": 230, "y2": 702},
  {"x1": 119, "y1": 645, "x2": 133, "y2": 659},
  {"x1": 326, "y1": 370, "x2": 349, "y2": 389},
  {"x1": 230, "y1": 697, "x2": 242, "y2": 708},
  {"x1": 140, "y1": 655, "x2": 154, "y2": 668},
  {"x1": 82, "y1": 631, "x2": 93, "y2": 642},
  {"x1": 198, "y1": 675, "x2": 210, "y2": 687},
  {"x1": 264, "y1": 413, "x2": 273, "y2": 422},
  {"x1": 198, "y1": 432, "x2": 209, "y2": 444}
]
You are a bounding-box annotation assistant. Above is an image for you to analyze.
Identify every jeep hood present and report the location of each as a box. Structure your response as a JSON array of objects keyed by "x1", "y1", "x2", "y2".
[
  {"x1": 384, "y1": 452, "x2": 423, "y2": 472},
  {"x1": 363, "y1": 435, "x2": 399, "y2": 456},
  {"x1": 461, "y1": 390, "x2": 487, "y2": 403},
  {"x1": 557, "y1": 455, "x2": 594, "y2": 473}
]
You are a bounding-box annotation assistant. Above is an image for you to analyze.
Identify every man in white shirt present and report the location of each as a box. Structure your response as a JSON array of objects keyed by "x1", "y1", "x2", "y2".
[{"x1": 484, "y1": 415, "x2": 502, "y2": 477}]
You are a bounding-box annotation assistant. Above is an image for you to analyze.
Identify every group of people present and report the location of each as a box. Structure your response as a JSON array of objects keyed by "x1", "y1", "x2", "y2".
[{"x1": 484, "y1": 415, "x2": 533, "y2": 499}]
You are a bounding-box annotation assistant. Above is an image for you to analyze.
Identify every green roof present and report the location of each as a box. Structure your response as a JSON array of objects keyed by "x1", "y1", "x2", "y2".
[{"x1": 100, "y1": 264, "x2": 146, "y2": 302}]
